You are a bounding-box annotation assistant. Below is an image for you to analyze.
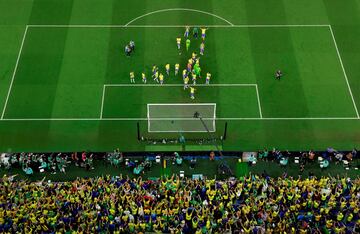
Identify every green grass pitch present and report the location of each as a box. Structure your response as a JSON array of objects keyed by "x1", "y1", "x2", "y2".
[{"x1": 0, "y1": 0, "x2": 359, "y2": 152}]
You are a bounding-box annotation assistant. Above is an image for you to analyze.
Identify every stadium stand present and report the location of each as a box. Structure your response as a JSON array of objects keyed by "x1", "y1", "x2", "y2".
[{"x1": 1, "y1": 170, "x2": 359, "y2": 233}]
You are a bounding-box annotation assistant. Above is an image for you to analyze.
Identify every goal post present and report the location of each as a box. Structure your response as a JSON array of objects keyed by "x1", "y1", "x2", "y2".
[{"x1": 147, "y1": 103, "x2": 216, "y2": 132}]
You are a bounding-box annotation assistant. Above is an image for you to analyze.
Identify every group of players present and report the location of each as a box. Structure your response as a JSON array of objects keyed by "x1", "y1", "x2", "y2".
[{"x1": 129, "y1": 26, "x2": 212, "y2": 99}]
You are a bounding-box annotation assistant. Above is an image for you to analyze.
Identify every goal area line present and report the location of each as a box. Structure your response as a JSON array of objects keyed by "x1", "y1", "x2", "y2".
[{"x1": 147, "y1": 103, "x2": 217, "y2": 133}]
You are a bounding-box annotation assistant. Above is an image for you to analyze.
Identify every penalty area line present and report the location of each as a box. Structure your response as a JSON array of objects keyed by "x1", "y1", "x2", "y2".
[
  {"x1": 0, "y1": 117, "x2": 358, "y2": 121},
  {"x1": 104, "y1": 84, "x2": 257, "y2": 87},
  {"x1": 100, "y1": 86, "x2": 106, "y2": 119},
  {"x1": 328, "y1": 25, "x2": 359, "y2": 118},
  {"x1": 255, "y1": 85, "x2": 263, "y2": 118},
  {"x1": 26, "y1": 24, "x2": 331, "y2": 28}
]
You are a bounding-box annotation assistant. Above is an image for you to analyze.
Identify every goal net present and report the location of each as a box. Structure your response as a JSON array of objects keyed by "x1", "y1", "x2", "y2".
[{"x1": 147, "y1": 103, "x2": 216, "y2": 132}]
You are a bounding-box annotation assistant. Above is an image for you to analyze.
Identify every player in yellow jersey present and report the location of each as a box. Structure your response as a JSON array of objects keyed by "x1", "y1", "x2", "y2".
[
  {"x1": 187, "y1": 62, "x2": 192, "y2": 73},
  {"x1": 182, "y1": 69, "x2": 188, "y2": 80},
  {"x1": 188, "y1": 58, "x2": 193, "y2": 65},
  {"x1": 200, "y1": 27, "x2": 208, "y2": 40},
  {"x1": 190, "y1": 86, "x2": 196, "y2": 99},
  {"x1": 206, "y1": 72, "x2": 211, "y2": 84},
  {"x1": 192, "y1": 52, "x2": 197, "y2": 60},
  {"x1": 184, "y1": 26, "x2": 190, "y2": 38},
  {"x1": 142, "y1": 72, "x2": 146, "y2": 83},
  {"x1": 192, "y1": 73, "x2": 197, "y2": 85},
  {"x1": 184, "y1": 76, "x2": 189, "y2": 90},
  {"x1": 175, "y1": 64, "x2": 180, "y2": 76},
  {"x1": 130, "y1": 72, "x2": 135, "y2": 83},
  {"x1": 153, "y1": 70, "x2": 159, "y2": 83},
  {"x1": 192, "y1": 52, "x2": 198, "y2": 65},
  {"x1": 165, "y1": 63, "x2": 170, "y2": 76},
  {"x1": 159, "y1": 73, "x2": 164, "y2": 85},
  {"x1": 176, "y1": 37, "x2": 181, "y2": 50},
  {"x1": 200, "y1": 42, "x2": 205, "y2": 55},
  {"x1": 152, "y1": 65, "x2": 158, "y2": 75},
  {"x1": 152, "y1": 65, "x2": 158, "y2": 82}
]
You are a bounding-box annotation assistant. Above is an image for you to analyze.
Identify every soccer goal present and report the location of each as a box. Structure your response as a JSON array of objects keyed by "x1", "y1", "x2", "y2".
[{"x1": 147, "y1": 103, "x2": 216, "y2": 132}]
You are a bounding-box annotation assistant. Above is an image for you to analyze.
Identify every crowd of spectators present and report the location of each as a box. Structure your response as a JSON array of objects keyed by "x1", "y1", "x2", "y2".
[
  {"x1": 1, "y1": 148, "x2": 358, "y2": 177},
  {"x1": 0, "y1": 172, "x2": 359, "y2": 233},
  {"x1": 257, "y1": 148, "x2": 356, "y2": 164},
  {"x1": 257, "y1": 148, "x2": 357, "y2": 172},
  {"x1": 0, "y1": 152, "x2": 95, "y2": 175},
  {"x1": 0, "y1": 148, "x2": 358, "y2": 232}
]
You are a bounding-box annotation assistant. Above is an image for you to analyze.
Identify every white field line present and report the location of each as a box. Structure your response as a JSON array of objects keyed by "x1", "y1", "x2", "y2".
[
  {"x1": 100, "y1": 85, "x2": 106, "y2": 119},
  {"x1": 147, "y1": 104, "x2": 150, "y2": 132},
  {"x1": 255, "y1": 85, "x2": 263, "y2": 118},
  {"x1": 1, "y1": 118, "x2": 103, "y2": 121},
  {"x1": 328, "y1": 25, "x2": 359, "y2": 118},
  {"x1": 217, "y1": 117, "x2": 360, "y2": 120},
  {"x1": 148, "y1": 118, "x2": 216, "y2": 120},
  {"x1": 233, "y1": 24, "x2": 330, "y2": 28},
  {"x1": 105, "y1": 84, "x2": 257, "y2": 87},
  {"x1": 213, "y1": 104, "x2": 217, "y2": 131},
  {"x1": 148, "y1": 103, "x2": 216, "y2": 106},
  {"x1": 147, "y1": 103, "x2": 217, "y2": 132},
  {"x1": 1, "y1": 26, "x2": 28, "y2": 119},
  {"x1": 27, "y1": 25, "x2": 128, "y2": 28},
  {"x1": 0, "y1": 117, "x2": 358, "y2": 121},
  {"x1": 148, "y1": 130, "x2": 215, "y2": 133},
  {"x1": 124, "y1": 8, "x2": 234, "y2": 26},
  {"x1": 27, "y1": 24, "x2": 330, "y2": 28}
]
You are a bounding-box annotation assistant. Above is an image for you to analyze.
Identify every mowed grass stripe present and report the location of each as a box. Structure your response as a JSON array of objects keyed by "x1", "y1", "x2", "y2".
[
  {"x1": 290, "y1": 27, "x2": 357, "y2": 117},
  {"x1": 245, "y1": 0, "x2": 309, "y2": 119},
  {"x1": 244, "y1": 0, "x2": 314, "y2": 146},
  {"x1": 0, "y1": 26, "x2": 29, "y2": 118},
  {"x1": 0, "y1": 0, "x2": 74, "y2": 149},
  {"x1": 223, "y1": 119, "x2": 360, "y2": 151},
  {"x1": 4, "y1": 0, "x2": 75, "y2": 118},
  {"x1": 199, "y1": 3, "x2": 221, "y2": 121},
  {"x1": 323, "y1": 0, "x2": 360, "y2": 116},
  {"x1": 246, "y1": 26, "x2": 312, "y2": 118},
  {"x1": 50, "y1": 28, "x2": 111, "y2": 118},
  {"x1": 4, "y1": 28, "x2": 70, "y2": 118},
  {"x1": 211, "y1": 28, "x2": 257, "y2": 84},
  {"x1": 96, "y1": 0, "x2": 148, "y2": 149},
  {"x1": 0, "y1": 0, "x2": 33, "y2": 117},
  {"x1": 26, "y1": 0, "x2": 75, "y2": 25}
]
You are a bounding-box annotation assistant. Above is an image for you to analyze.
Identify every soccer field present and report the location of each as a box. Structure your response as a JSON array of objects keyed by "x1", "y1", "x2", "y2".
[{"x1": 0, "y1": 0, "x2": 359, "y2": 152}]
